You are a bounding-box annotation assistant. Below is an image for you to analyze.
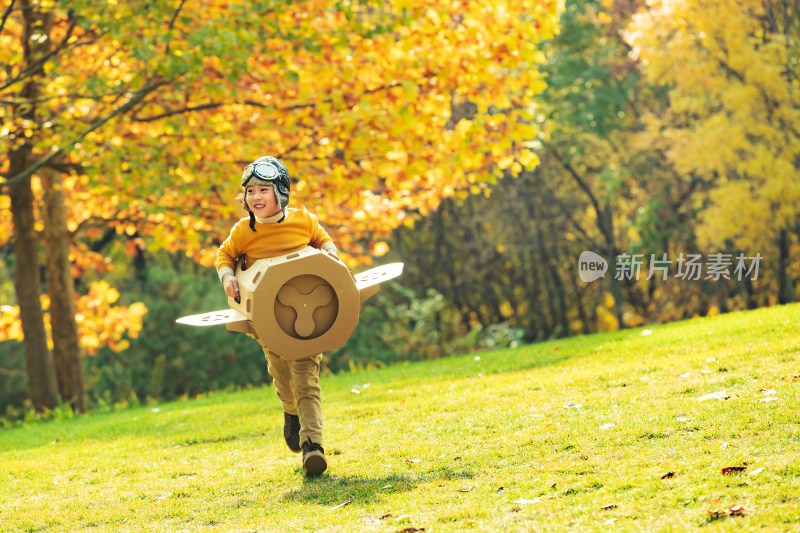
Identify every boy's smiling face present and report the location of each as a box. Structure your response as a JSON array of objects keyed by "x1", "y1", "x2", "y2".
[{"x1": 246, "y1": 182, "x2": 282, "y2": 218}]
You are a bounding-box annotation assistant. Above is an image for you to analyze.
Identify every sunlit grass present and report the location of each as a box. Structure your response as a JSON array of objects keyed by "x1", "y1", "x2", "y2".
[{"x1": 2, "y1": 304, "x2": 799, "y2": 531}]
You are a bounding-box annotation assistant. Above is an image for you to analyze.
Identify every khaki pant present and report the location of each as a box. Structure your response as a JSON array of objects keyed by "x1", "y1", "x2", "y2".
[{"x1": 264, "y1": 350, "x2": 324, "y2": 447}]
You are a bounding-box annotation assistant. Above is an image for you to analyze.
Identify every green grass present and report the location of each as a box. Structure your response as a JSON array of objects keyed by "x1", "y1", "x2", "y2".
[{"x1": 2, "y1": 304, "x2": 800, "y2": 532}]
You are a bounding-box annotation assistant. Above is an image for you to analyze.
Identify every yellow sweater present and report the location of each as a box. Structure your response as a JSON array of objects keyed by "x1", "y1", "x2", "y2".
[{"x1": 216, "y1": 208, "x2": 334, "y2": 275}]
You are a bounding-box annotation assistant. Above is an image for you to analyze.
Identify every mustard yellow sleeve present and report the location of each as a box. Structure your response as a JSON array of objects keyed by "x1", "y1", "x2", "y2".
[
  {"x1": 308, "y1": 211, "x2": 334, "y2": 250},
  {"x1": 216, "y1": 219, "x2": 246, "y2": 279}
]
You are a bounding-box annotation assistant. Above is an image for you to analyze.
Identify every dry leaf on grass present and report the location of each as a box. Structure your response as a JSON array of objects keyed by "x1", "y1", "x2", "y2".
[
  {"x1": 661, "y1": 472, "x2": 675, "y2": 479},
  {"x1": 396, "y1": 528, "x2": 425, "y2": 533},
  {"x1": 707, "y1": 505, "x2": 746, "y2": 519},
  {"x1": 405, "y1": 458, "x2": 422, "y2": 464},
  {"x1": 457, "y1": 486, "x2": 474, "y2": 493},
  {"x1": 721, "y1": 466, "x2": 747, "y2": 476}
]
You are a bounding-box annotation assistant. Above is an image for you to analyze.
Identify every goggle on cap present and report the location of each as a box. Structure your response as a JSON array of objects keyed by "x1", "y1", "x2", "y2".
[{"x1": 241, "y1": 156, "x2": 291, "y2": 208}]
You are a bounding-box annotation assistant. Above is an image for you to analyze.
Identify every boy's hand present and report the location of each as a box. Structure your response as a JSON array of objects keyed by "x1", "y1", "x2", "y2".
[{"x1": 222, "y1": 274, "x2": 240, "y2": 299}]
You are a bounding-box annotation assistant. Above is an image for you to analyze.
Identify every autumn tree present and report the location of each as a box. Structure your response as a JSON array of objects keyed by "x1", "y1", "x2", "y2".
[
  {"x1": 624, "y1": 0, "x2": 800, "y2": 304},
  {"x1": 1, "y1": 0, "x2": 562, "y2": 409}
]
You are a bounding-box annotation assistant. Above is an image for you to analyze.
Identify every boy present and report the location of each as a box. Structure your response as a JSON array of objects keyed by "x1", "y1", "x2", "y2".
[{"x1": 215, "y1": 156, "x2": 337, "y2": 476}]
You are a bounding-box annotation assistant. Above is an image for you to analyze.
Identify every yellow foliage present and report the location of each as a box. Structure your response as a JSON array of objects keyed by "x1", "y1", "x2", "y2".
[
  {"x1": 625, "y1": 0, "x2": 800, "y2": 251},
  {"x1": 0, "y1": 282, "x2": 147, "y2": 355}
]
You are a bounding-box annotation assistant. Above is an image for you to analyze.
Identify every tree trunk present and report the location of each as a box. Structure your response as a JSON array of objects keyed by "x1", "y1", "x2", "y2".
[
  {"x1": 9, "y1": 169, "x2": 60, "y2": 411},
  {"x1": 6, "y1": 2, "x2": 61, "y2": 411},
  {"x1": 41, "y1": 165, "x2": 85, "y2": 411},
  {"x1": 602, "y1": 208, "x2": 626, "y2": 328},
  {"x1": 777, "y1": 228, "x2": 795, "y2": 304}
]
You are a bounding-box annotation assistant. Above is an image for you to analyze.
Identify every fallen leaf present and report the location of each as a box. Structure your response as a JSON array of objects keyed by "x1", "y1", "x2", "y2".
[
  {"x1": 747, "y1": 467, "x2": 764, "y2": 476},
  {"x1": 707, "y1": 505, "x2": 746, "y2": 519},
  {"x1": 661, "y1": 472, "x2": 675, "y2": 479},
  {"x1": 457, "y1": 486, "x2": 474, "y2": 493},
  {"x1": 396, "y1": 528, "x2": 425, "y2": 533},
  {"x1": 329, "y1": 501, "x2": 351, "y2": 510},
  {"x1": 406, "y1": 458, "x2": 421, "y2": 463},
  {"x1": 601, "y1": 503, "x2": 617, "y2": 510},
  {"x1": 380, "y1": 514, "x2": 393, "y2": 520},
  {"x1": 721, "y1": 466, "x2": 747, "y2": 476},
  {"x1": 760, "y1": 389, "x2": 777, "y2": 395},
  {"x1": 513, "y1": 498, "x2": 541, "y2": 504},
  {"x1": 697, "y1": 390, "x2": 728, "y2": 401}
]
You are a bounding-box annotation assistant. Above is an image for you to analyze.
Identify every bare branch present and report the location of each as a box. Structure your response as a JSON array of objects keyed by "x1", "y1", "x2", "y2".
[
  {"x1": 165, "y1": 0, "x2": 187, "y2": 54},
  {"x1": 130, "y1": 81, "x2": 404, "y2": 122},
  {"x1": 0, "y1": 0, "x2": 16, "y2": 35}
]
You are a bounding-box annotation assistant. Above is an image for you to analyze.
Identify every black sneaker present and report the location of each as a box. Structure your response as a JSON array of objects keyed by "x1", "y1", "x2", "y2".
[
  {"x1": 283, "y1": 413, "x2": 301, "y2": 453},
  {"x1": 302, "y1": 439, "x2": 327, "y2": 476}
]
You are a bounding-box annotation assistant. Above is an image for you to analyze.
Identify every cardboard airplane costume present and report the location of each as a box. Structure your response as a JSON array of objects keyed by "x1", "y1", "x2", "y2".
[{"x1": 177, "y1": 246, "x2": 403, "y2": 360}]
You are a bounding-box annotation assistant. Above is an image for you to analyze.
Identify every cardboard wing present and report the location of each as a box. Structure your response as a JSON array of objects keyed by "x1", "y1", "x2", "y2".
[
  {"x1": 176, "y1": 247, "x2": 403, "y2": 360},
  {"x1": 176, "y1": 308, "x2": 248, "y2": 326}
]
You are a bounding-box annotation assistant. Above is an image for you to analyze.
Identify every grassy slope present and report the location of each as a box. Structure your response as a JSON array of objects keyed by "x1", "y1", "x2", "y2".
[{"x1": 1, "y1": 304, "x2": 799, "y2": 532}]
